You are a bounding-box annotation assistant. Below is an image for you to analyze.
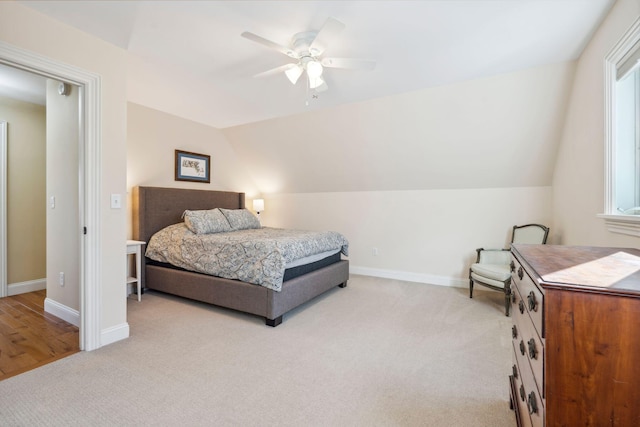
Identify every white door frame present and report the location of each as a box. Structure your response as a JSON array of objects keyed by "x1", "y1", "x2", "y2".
[
  {"x1": 0, "y1": 41, "x2": 102, "y2": 351},
  {"x1": 0, "y1": 121, "x2": 6, "y2": 299}
]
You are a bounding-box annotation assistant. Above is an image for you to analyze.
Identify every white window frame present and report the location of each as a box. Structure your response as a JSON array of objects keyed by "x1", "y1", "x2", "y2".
[{"x1": 599, "y1": 17, "x2": 640, "y2": 237}]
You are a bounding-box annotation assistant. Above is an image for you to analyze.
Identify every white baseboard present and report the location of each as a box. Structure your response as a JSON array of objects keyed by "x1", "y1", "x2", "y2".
[
  {"x1": 44, "y1": 297, "x2": 80, "y2": 327},
  {"x1": 101, "y1": 323, "x2": 129, "y2": 346},
  {"x1": 7, "y1": 278, "x2": 46, "y2": 296},
  {"x1": 44, "y1": 297, "x2": 129, "y2": 347},
  {"x1": 350, "y1": 266, "x2": 468, "y2": 288}
]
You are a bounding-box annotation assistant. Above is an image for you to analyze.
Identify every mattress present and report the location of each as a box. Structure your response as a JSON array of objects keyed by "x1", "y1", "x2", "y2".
[
  {"x1": 147, "y1": 251, "x2": 342, "y2": 283},
  {"x1": 145, "y1": 224, "x2": 349, "y2": 291}
]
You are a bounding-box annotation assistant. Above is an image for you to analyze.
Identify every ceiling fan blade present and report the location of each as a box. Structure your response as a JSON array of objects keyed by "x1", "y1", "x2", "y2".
[
  {"x1": 253, "y1": 63, "x2": 298, "y2": 78},
  {"x1": 321, "y1": 57, "x2": 376, "y2": 70},
  {"x1": 309, "y1": 17, "x2": 345, "y2": 56},
  {"x1": 241, "y1": 31, "x2": 298, "y2": 58}
]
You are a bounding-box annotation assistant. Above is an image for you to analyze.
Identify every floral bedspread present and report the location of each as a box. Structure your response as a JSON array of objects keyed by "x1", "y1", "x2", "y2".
[{"x1": 145, "y1": 224, "x2": 349, "y2": 292}]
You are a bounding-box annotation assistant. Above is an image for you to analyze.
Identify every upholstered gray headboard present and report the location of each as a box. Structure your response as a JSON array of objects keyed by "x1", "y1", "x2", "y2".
[{"x1": 132, "y1": 186, "x2": 245, "y2": 244}]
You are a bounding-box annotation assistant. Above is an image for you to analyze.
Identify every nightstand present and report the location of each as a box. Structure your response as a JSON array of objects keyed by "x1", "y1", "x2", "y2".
[{"x1": 126, "y1": 240, "x2": 145, "y2": 301}]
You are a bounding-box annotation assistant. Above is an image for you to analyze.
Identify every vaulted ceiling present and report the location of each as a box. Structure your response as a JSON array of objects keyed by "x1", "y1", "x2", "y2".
[
  {"x1": 16, "y1": 0, "x2": 614, "y2": 129},
  {"x1": 3, "y1": 1, "x2": 617, "y2": 195}
]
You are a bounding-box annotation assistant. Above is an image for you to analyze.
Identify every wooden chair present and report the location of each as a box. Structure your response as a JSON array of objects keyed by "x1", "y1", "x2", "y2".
[{"x1": 469, "y1": 224, "x2": 549, "y2": 316}]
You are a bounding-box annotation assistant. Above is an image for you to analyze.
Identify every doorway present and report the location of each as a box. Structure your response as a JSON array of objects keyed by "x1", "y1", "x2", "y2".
[
  {"x1": 0, "y1": 42, "x2": 102, "y2": 351},
  {"x1": 0, "y1": 66, "x2": 48, "y2": 299},
  {"x1": 0, "y1": 64, "x2": 81, "y2": 378}
]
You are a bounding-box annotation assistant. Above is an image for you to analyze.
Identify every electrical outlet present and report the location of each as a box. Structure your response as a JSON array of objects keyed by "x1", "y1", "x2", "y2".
[
  {"x1": 59, "y1": 272, "x2": 65, "y2": 286},
  {"x1": 372, "y1": 247, "x2": 379, "y2": 256}
]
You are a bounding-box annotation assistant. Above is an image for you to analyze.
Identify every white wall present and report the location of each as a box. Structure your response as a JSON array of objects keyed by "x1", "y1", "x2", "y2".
[
  {"x1": 126, "y1": 60, "x2": 572, "y2": 288},
  {"x1": 0, "y1": 2, "x2": 128, "y2": 343},
  {"x1": 552, "y1": 0, "x2": 640, "y2": 247},
  {"x1": 126, "y1": 102, "x2": 259, "y2": 237},
  {"x1": 46, "y1": 79, "x2": 80, "y2": 313},
  {"x1": 262, "y1": 187, "x2": 551, "y2": 286},
  {"x1": 221, "y1": 62, "x2": 572, "y2": 286}
]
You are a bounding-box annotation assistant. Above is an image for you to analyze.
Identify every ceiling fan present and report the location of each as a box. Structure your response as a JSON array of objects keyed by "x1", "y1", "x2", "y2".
[{"x1": 241, "y1": 17, "x2": 376, "y2": 94}]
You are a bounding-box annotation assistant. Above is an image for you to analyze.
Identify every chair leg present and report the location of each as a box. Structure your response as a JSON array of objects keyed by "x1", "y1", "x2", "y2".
[
  {"x1": 504, "y1": 286, "x2": 511, "y2": 317},
  {"x1": 469, "y1": 279, "x2": 474, "y2": 298}
]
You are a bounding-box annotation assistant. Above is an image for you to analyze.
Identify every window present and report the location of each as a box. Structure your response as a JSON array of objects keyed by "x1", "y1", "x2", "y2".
[
  {"x1": 615, "y1": 48, "x2": 640, "y2": 214},
  {"x1": 601, "y1": 18, "x2": 640, "y2": 236}
]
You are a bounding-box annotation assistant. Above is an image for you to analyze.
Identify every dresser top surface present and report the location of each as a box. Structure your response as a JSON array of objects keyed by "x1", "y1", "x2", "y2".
[{"x1": 512, "y1": 244, "x2": 640, "y2": 294}]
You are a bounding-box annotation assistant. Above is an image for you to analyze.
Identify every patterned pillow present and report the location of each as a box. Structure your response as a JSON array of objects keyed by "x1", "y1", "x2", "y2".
[
  {"x1": 182, "y1": 208, "x2": 232, "y2": 234},
  {"x1": 219, "y1": 208, "x2": 261, "y2": 230}
]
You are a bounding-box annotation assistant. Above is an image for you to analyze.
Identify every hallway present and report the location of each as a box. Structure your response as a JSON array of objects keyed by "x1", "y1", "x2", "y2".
[{"x1": 0, "y1": 290, "x2": 79, "y2": 380}]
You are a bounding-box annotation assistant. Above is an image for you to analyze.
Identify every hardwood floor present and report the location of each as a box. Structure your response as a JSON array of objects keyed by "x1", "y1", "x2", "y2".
[{"x1": 0, "y1": 290, "x2": 79, "y2": 380}]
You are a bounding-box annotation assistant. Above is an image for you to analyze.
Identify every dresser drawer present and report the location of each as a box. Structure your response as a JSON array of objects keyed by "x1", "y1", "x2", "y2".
[
  {"x1": 513, "y1": 302, "x2": 544, "y2": 399},
  {"x1": 511, "y1": 360, "x2": 533, "y2": 427},
  {"x1": 511, "y1": 255, "x2": 544, "y2": 340},
  {"x1": 513, "y1": 341, "x2": 544, "y2": 427},
  {"x1": 527, "y1": 383, "x2": 544, "y2": 427}
]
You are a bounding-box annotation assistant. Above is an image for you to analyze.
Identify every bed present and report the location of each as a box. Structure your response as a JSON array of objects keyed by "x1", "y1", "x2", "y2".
[{"x1": 131, "y1": 186, "x2": 349, "y2": 326}]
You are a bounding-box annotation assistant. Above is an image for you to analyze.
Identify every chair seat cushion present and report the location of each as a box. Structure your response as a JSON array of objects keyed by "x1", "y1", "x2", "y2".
[
  {"x1": 470, "y1": 263, "x2": 511, "y2": 282},
  {"x1": 471, "y1": 272, "x2": 508, "y2": 289}
]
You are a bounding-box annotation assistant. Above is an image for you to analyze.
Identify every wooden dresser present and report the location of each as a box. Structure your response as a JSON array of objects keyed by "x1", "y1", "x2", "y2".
[{"x1": 509, "y1": 244, "x2": 640, "y2": 427}]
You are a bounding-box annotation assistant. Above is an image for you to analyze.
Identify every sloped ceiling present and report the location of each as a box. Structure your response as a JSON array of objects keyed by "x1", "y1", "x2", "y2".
[
  {"x1": 223, "y1": 62, "x2": 576, "y2": 193},
  {"x1": 18, "y1": 0, "x2": 613, "y2": 128},
  {"x1": 10, "y1": 1, "x2": 613, "y2": 194}
]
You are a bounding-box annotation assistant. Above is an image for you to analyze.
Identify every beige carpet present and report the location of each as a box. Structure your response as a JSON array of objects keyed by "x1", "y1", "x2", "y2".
[{"x1": 0, "y1": 275, "x2": 514, "y2": 426}]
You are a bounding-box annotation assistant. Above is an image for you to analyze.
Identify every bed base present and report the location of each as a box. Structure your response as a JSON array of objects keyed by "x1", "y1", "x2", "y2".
[{"x1": 145, "y1": 259, "x2": 349, "y2": 326}]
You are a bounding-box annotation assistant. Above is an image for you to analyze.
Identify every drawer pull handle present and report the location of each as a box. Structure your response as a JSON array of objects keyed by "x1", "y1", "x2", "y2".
[
  {"x1": 512, "y1": 364, "x2": 518, "y2": 379},
  {"x1": 527, "y1": 338, "x2": 538, "y2": 360},
  {"x1": 527, "y1": 291, "x2": 538, "y2": 312},
  {"x1": 517, "y1": 266, "x2": 524, "y2": 280},
  {"x1": 510, "y1": 261, "x2": 515, "y2": 273},
  {"x1": 519, "y1": 340, "x2": 525, "y2": 356},
  {"x1": 512, "y1": 325, "x2": 518, "y2": 339},
  {"x1": 527, "y1": 391, "x2": 538, "y2": 414},
  {"x1": 519, "y1": 384, "x2": 526, "y2": 401},
  {"x1": 519, "y1": 300, "x2": 525, "y2": 314}
]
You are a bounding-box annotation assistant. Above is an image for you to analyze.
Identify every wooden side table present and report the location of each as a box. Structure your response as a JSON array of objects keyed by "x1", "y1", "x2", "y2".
[{"x1": 126, "y1": 240, "x2": 145, "y2": 301}]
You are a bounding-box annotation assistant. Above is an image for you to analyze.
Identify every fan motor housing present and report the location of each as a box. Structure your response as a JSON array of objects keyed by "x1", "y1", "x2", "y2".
[{"x1": 291, "y1": 31, "x2": 319, "y2": 57}]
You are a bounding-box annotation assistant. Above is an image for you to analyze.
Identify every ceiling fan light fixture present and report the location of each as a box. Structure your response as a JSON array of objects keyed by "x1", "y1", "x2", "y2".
[
  {"x1": 306, "y1": 60, "x2": 323, "y2": 79},
  {"x1": 285, "y1": 65, "x2": 303, "y2": 84},
  {"x1": 242, "y1": 17, "x2": 375, "y2": 101},
  {"x1": 309, "y1": 75, "x2": 325, "y2": 89}
]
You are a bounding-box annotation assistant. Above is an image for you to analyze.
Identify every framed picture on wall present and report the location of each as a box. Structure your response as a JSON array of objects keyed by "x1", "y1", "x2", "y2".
[{"x1": 175, "y1": 150, "x2": 210, "y2": 183}]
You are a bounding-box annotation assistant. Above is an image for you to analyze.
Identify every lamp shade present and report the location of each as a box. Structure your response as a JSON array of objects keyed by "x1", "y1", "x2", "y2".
[
  {"x1": 253, "y1": 198, "x2": 265, "y2": 213},
  {"x1": 285, "y1": 65, "x2": 303, "y2": 84},
  {"x1": 306, "y1": 60, "x2": 323, "y2": 79},
  {"x1": 309, "y1": 76, "x2": 325, "y2": 89}
]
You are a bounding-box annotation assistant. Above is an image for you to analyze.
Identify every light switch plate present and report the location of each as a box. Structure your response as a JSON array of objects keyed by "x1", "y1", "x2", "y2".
[{"x1": 111, "y1": 193, "x2": 121, "y2": 209}]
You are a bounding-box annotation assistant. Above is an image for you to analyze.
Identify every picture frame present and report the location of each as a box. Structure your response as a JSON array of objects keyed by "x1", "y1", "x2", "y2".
[{"x1": 175, "y1": 150, "x2": 210, "y2": 183}]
